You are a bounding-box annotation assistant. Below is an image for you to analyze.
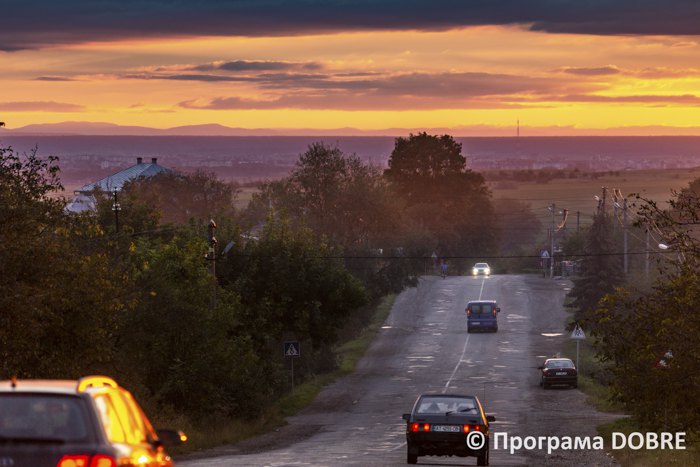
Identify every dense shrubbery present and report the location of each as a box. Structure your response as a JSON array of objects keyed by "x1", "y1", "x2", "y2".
[
  {"x1": 0, "y1": 136, "x2": 500, "y2": 426},
  {"x1": 567, "y1": 182, "x2": 700, "y2": 433}
]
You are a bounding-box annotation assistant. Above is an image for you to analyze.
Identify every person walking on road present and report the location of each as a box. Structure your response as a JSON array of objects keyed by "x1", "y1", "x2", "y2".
[{"x1": 440, "y1": 259, "x2": 448, "y2": 278}]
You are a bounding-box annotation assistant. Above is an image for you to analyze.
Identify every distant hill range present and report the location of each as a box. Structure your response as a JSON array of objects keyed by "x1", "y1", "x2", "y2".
[
  {"x1": 5, "y1": 121, "x2": 417, "y2": 137},
  {"x1": 4, "y1": 122, "x2": 700, "y2": 184},
  {"x1": 8, "y1": 121, "x2": 289, "y2": 136},
  {"x1": 7, "y1": 121, "x2": 700, "y2": 137}
]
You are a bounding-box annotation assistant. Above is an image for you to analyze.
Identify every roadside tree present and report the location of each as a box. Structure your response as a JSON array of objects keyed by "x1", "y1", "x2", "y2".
[
  {"x1": 246, "y1": 142, "x2": 421, "y2": 297},
  {"x1": 592, "y1": 181, "x2": 700, "y2": 431},
  {"x1": 0, "y1": 146, "x2": 124, "y2": 378},
  {"x1": 566, "y1": 210, "x2": 624, "y2": 327},
  {"x1": 384, "y1": 132, "x2": 498, "y2": 269},
  {"x1": 218, "y1": 214, "x2": 368, "y2": 375}
]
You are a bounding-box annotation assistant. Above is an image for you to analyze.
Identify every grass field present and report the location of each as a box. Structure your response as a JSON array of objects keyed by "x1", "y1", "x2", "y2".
[
  {"x1": 233, "y1": 168, "x2": 700, "y2": 216},
  {"x1": 489, "y1": 168, "x2": 700, "y2": 227}
]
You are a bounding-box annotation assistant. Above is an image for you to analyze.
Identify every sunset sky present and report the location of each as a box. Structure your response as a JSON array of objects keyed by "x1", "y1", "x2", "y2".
[{"x1": 3, "y1": 1, "x2": 700, "y2": 135}]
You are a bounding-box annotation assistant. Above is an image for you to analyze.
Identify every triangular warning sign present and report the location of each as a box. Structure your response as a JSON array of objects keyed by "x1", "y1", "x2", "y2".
[
  {"x1": 286, "y1": 344, "x2": 299, "y2": 356},
  {"x1": 570, "y1": 324, "x2": 586, "y2": 340}
]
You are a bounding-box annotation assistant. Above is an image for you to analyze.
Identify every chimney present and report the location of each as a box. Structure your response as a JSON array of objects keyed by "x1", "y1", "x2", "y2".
[
  {"x1": 136, "y1": 157, "x2": 143, "y2": 165},
  {"x1": 151, "y1": 157, "x2": 158, "y2": 164}
]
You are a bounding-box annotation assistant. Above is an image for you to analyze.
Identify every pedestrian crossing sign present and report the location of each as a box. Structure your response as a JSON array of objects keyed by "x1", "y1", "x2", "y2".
[
  {"x1": 284, "y1": 341, "x2": 300, "y2": 357},
  {"x1": 570, "y1": 324, "x2": 586, "y2": 340}
]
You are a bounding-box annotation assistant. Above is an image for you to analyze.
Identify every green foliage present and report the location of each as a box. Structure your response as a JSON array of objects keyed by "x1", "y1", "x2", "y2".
[
  {"x1": 116, "y1": 235, "x2": 275, "y2": 419},
  {"x1": 250, "y1": 142, "x2": 400, "y2": 248},
  {"x1": 494, "y1": 198, "x2": 542, "y2": 272},
  {"x1": 94, "y1": 170, "x2": 238, "y2": 235},
  {"x1": 384, "y1": 132, "x2": 467, "y2": 203},
  {"x1": 594, "y1": 274, "x2": 700, "y2": 431},
  {"x1": 566, "y1": 211, "x2": 624, "y2": 327},
  {"x1": 591, "y1": 178, "x2": 700, "y2": 433},
  {"x1": 94, "y1": 187, "x2": 160, "y2": 235},
  {"x1": 221, "y1": 215, "x2": 368, "y2": 375},
  {"x1": 245, "y1": 142, "x2": 423, "y2": 298},
  {"x1": 383, "y1": 132, "x2": 499, "y2": 266},
  {"x1": 125, "y1": 171, "x2": 239, "y2": 225},
  {"x1": 0, "y1": 146, "x2": 124, "y2": 378}
]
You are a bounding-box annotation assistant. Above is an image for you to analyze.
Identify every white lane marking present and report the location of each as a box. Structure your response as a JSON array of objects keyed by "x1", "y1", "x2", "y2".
[
  {"x1": 399, "y1": 277, "x2": 489, "y2": 454},
  {"x1": 443, "y1": 333, "x2": 470, "y2": 393},
  {"x1": 443, "y1": 277, "x2": 486, "y2": 393}
]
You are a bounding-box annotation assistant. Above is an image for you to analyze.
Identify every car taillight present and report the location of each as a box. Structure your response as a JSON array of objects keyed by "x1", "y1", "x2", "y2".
[
  {"x1": 466, "y1": 308, "x2": 471, "y2": 317},
  {"x1": 58, "y1": 455, "x2": 89, "y2": 467},
  {"x1": 90, "y1": 455, "x2": 117, "y2": 467},
  {"x1": 58, "y1": 455, "x2": 117, "y2": 467},
  {"x1": 492, "y1": 309, "x2": 497, "y2": 317},
  {"x1": 462, "y1": 424, "x2": 470, "y2": 433},
  {"x1": 410, "y1": 422, "x2": 431, "y2": 432}
]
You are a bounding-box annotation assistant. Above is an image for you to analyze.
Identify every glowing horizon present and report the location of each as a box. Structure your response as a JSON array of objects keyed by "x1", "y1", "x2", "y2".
[{"x1": 3, "y1": 4, "x2": 700, "y2": 136}]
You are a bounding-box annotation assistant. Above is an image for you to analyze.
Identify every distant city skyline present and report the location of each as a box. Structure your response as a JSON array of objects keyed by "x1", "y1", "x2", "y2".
[{"x1": 3, "y1": 1, "x2": 700, "y2": 135}]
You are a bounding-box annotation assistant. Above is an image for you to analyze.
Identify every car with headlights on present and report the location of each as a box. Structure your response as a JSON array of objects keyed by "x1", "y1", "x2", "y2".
[
  {"x1": 0, "y1": 375, "x2": 186, "y2": 467},
  {"x1": 538, "y1": 357, "x2": 578, "y2": 388},
  {"x1": 402, "y1": 393, "x2": 495, "y2": 465},
  {"x1": 472, "y1": 263, "x2": 491, "y2": 276}
]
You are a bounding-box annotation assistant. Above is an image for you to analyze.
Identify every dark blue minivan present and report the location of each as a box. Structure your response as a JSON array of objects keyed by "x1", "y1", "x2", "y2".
[{"x1": 465, "y1": 300, "x2": 500, "y2": 332}]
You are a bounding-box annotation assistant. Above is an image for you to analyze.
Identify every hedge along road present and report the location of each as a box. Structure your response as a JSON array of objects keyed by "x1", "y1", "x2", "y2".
[{"x1": 180, "y1": 274, "x2": 619, "y2": 466}]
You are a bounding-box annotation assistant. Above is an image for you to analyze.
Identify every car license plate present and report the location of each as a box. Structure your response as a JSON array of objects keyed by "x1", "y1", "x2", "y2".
[
  {"x1": 433, "y1": 425, "x2": 461, "y2": 432},
  {"x1": 556, "y1": 372, "x2": 567, "y2": 375},
  {"x1": 472, "y1": 322, "x2": 480, "y2": 325}
]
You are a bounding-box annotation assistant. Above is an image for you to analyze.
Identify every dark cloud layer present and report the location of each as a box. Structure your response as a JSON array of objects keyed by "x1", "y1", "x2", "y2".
[
  {"x1": 3, "y1": 1, "x2": 700, "y2": 51},
  {"x1": 192, "y1": 60, "x2": 322, "y2": 72},
  {"x1": 0, "y1": 101, "x2": 84, "y2": 112},
  {"x1": 175, "y1": 70, "x2": 591, "y2": 110},
  {"x1": 560, "y1": 66, "x2": 621, "y2": 76}
]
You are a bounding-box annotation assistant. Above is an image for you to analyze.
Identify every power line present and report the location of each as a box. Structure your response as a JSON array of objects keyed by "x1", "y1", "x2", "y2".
[{"x1": 221, "y1": 250, "x2": 676, "y2": 261}]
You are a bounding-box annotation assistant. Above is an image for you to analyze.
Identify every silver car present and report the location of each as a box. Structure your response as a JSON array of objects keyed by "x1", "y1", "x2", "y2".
[{"x1": 472, "y1": 262, "x2": 491, "y2": 276}]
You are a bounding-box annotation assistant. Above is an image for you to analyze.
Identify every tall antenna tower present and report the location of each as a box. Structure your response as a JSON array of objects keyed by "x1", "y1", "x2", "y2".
[{"x1": 517, "y1": 119, "x2": 520, "y2": 138}]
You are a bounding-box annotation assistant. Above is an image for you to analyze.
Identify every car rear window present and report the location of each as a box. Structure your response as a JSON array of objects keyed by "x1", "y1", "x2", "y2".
[
  {"x1": 546, "y1": 360, "x2": 574, "y2": 369},
  {"x1": 0, "y1": 394, "x2": 89, "y2": 441},
  {"x1": 416, "y1": 397, "x2": 477, "y2": 414},
  {"x1": 468, "y1": 303, "x2": 495, "y2": 315}
]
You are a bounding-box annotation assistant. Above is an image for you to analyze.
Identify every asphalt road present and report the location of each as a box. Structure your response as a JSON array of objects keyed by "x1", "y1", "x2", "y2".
[{"x1": 180, "y1": 274, "x2": 620, "y2": 466}]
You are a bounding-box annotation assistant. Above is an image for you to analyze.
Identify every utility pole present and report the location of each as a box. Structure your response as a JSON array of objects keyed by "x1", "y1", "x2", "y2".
[
  {"x1": 111, "y1": 188, "x2": 121, "y2": 233},
  {"x1": 623, "y1": 198, "x2": 628, "y2": 275},
  {"x1": 576, "y1": 210, "x2": 580, "y2": 233},
  {"x1": 602, "y1": 187, "x2": 608, "y2": 215},
  {"x1": 207, "y1": 219, "x2": 217, "y2": 310},
  {"x1": 550, "y1": 203, "x2": 556, "y2": 278}
]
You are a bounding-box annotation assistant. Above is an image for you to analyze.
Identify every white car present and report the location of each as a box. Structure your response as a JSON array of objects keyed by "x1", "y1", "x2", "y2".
[{"x1": 472, "y1": 262, "x2": 491, "y2": 276}]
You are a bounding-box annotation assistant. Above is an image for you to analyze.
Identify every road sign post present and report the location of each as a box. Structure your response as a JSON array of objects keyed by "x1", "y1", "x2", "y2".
[
  {"x1": 570, "y1": 323, "x2": 586, "y2": 370},
  {"x1": 283, "y1": 341, "x2": 301, "y2": 394}
]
